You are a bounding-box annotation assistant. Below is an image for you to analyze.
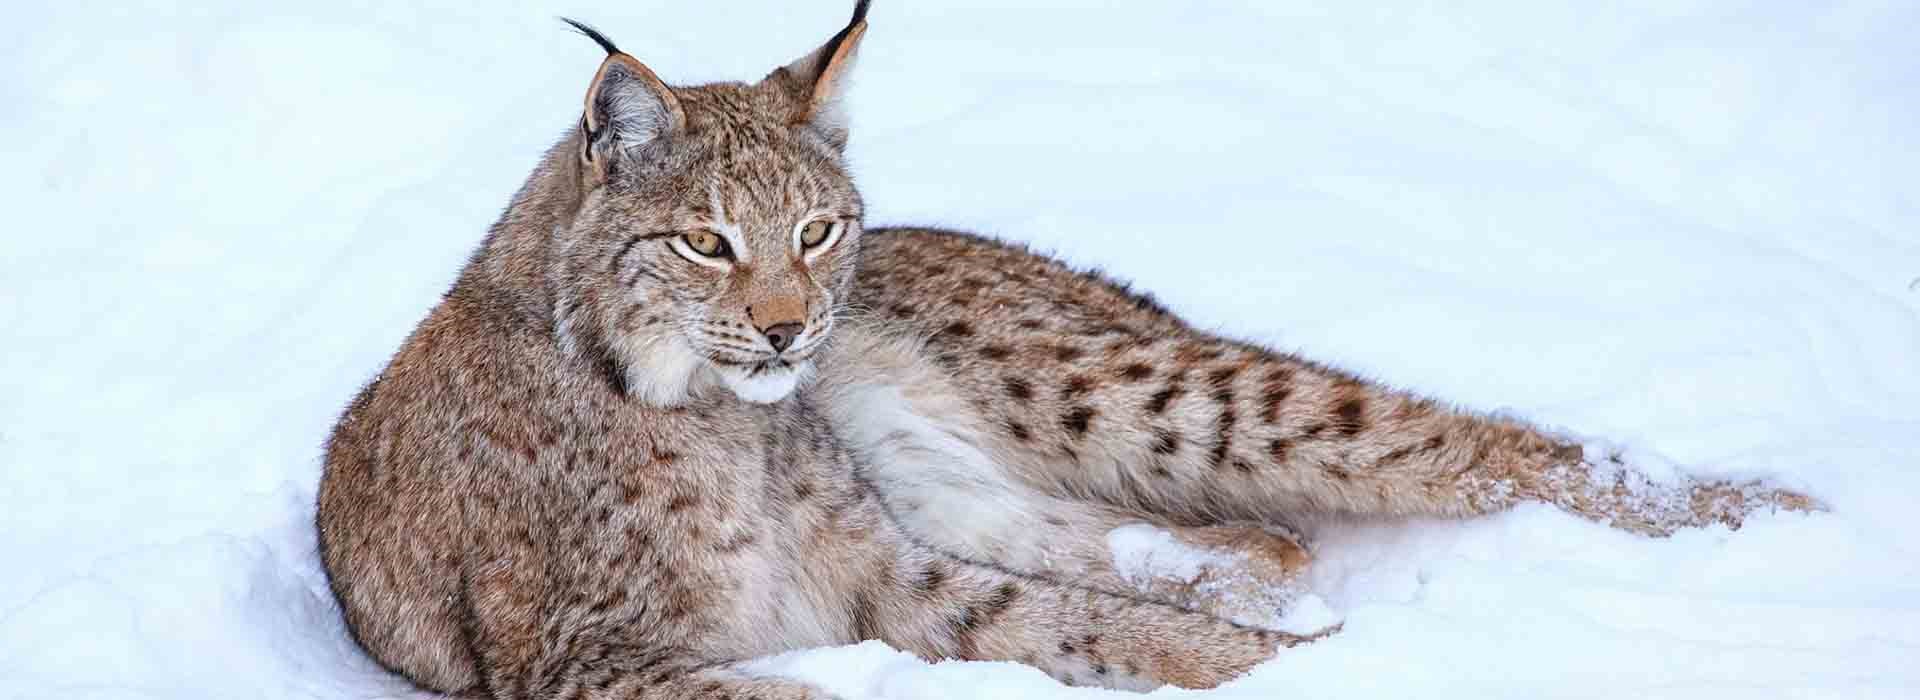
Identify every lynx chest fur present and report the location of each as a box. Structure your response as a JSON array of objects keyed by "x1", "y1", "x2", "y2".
[{"x1": 321, "y1": 291, "x2": 907, "y2": 680}]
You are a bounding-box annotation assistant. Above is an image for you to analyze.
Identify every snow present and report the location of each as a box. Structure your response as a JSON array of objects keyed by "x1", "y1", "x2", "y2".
[
  {"x1": 1108, "y1": 524, "x2": 1235, "y2": 586},
  {"x1": 3, "y1": 1, "x2": 1917, "y2": 698},
  {"x1": 1104, "y1": 523, "x2": 1330, "y2": 635}
]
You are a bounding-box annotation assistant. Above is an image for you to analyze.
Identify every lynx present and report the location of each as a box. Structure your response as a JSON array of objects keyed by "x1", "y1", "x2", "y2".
[{"x1": 317, "y1": 3, "x2": 1816, "y2": 698}]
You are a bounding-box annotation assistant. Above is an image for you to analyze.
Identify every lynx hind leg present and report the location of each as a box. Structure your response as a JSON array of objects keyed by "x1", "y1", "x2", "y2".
[
  {"x1": 1106, "y1": 522, "x2": 1330, "y2": 632},
  {"x1": 876, "y1": 550, "x2": 1325, "y2": 691}
]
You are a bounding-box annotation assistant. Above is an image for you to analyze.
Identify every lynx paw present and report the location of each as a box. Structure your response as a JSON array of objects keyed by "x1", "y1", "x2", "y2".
[
  {"x1": 1540, "y1": 443, "x2": 1824, "y2": 537},
  {"x1": 1106, "y1": 523, "x2": 1335, "y2": 633}
]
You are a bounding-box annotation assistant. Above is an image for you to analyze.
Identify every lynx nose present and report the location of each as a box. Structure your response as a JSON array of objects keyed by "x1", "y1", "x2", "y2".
[{"x1": 760, "y1": 323, "x2": 803, "y2": 353}]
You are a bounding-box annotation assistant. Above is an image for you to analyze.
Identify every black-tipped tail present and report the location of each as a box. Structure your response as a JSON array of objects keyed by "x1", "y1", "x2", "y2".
[{"x1": 560, "y1": 17, "x2": 621, "y2": 56}]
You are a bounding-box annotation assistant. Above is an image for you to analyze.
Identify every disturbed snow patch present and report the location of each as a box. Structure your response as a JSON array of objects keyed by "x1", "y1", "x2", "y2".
[
  {"x1": 1106, "y1": 524, "x2": 1337, "y2": 635},
  {"x1": 1107, "y1": 523, "x2": 1240, "y2": 585}
]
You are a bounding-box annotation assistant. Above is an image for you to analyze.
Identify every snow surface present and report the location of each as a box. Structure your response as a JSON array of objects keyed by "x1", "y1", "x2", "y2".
[{"x1": 4, "y1": 1, "x2": 1918, "y2": 698}]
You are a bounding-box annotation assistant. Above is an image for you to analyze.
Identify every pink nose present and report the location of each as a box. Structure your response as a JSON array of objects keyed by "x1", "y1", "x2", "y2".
[{"x1": 760, "y1": 323, "x2": 802, "y2": 352}]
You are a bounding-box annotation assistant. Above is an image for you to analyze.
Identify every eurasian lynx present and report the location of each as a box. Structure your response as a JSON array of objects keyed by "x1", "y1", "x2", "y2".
[{"x1": 318, "y1": 3, "x2": 1815, "y2": 698}]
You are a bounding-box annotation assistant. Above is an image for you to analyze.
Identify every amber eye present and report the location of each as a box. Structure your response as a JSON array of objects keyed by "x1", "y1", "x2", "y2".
[
  {"x1": 800, "y1": 220, "x2": 834, "y2": 249},
  {"x1": 683, "y1": 230, "x2": 728, "y2": 258}
]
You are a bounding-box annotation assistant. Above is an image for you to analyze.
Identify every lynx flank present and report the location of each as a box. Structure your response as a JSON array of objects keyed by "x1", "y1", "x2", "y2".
[{"x1": 318, "y1": 3, "x2": 1817, "y2": 697}]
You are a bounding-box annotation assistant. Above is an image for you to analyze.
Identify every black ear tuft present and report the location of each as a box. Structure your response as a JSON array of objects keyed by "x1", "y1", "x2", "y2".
[
  {"x1": 813, "y1": 0, "x2": 873, "y2": 77},
  {"x1": 560, "y1": 17, "x2": 621, "y2": 57}
]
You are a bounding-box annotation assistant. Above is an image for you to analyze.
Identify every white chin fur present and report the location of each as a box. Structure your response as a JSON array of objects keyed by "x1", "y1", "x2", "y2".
[
  {"x1": 617, "y1": 334, "x2": 715, "y2": 408},
  {"x1": 718, "y1": 362, "x2": 811, "y2": 404},
  {"x1": 608, "y1": 329, "x2": 809, "y2": 406}
]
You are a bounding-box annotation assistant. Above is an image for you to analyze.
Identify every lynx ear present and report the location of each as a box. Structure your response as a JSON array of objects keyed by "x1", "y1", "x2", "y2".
[
  {"x1": 766, "y1": 0, "x2": 870, "y2": 149},
  {"x1": 565, "y1": 19, "x2": 684, "y2": 179}
]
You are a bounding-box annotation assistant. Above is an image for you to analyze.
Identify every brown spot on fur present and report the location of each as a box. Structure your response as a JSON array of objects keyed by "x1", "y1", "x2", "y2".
[
  {"x1": 1151, "y1": 429, "x2": 1181, "y2": 455},
  {"x1": 1175, "y1": 345, "x2": 1225, "y2": 364},
  {"x1": 951, "y1": 583, "x2": 1022, "y2": 660},
  {"x1": 1080, "y1": 323, "x2": 1135, "y2": 337},
  {"x1": 1211, "y1": 386, "x2": 1235, "y2": 406},
  {"x1": 1053, "y1": 345, "x2": 1085, "y2": 363},
  {"x1": 1061, "y1": 375, "x2": 1093, "y2": 398},
  {"x1": 1269, "y1": 438, "x2": 1292, "y2": 463},
  {"x1": 666, "y1": 494, "x2": 699, "y2": 512},
  {"x1": 1260, "y1": 367, "x2": 1295, "y2": 423},
  {"x1": 1145, "y1": 386, "x2": 1183, "y2": 414},
  {"x1": 1375, "y1": 442, "x2": 1422, "y2": 468},
  {"x1": 934, "y1": 321, "x2": 974, "y2": 342},
  {"x1": 1015, "y1": 318, "x2": 1045, "y2": 330},
  {"x1": 913, "y1": 564, "x2": 947, "y2": 594},
  {"x1": 1062, "y1": 406, "x2": 1095, "y2": 436},
  {"x1": 1004, "y1": 419, "x2": 1031, "y2": 442},
  {"x1": 979, "y1": 344, "x2": 1013, "y2": 361},
  {"x1": 1208, "y1": 379, "x2": 1240, "y2": 468},
  {"x1": 1004, "y1": 378, "x2": 1033, "y2": 401},
  {"x1": 1210, "y1": 404, "x2": 1237, "y2": 469},
  {"x1": 1333, "y1": 394, "x2": 1367, "y2": 437},
  {"x1": 1118, "y1": 363, "x2": 1153, "y2": 382}
]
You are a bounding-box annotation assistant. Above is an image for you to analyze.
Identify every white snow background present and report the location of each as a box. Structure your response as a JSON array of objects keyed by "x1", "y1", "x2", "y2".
[{"x1": 3, "y1": 1, "x2": 1917, "y2": 698}]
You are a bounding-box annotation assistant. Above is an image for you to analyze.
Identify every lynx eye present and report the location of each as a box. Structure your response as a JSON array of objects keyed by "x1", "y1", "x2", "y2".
[
  {"x1": 683, "y1": 230, "x2": 729, "y2": 258},
  {"x1": 800, "y1": 220, "x2": 834, "y2": 249}
]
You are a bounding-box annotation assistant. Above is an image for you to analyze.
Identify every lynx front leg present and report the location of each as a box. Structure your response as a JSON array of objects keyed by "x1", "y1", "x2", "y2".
[{"x1": 870, "y1": 549, "x2": 1322, "y2": 691}]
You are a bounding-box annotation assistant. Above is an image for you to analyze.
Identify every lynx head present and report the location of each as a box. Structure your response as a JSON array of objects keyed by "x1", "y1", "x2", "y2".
[{"x1": 550, "y1": 3, "x2": 869, "y2": 407}]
